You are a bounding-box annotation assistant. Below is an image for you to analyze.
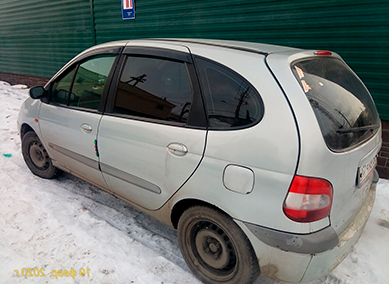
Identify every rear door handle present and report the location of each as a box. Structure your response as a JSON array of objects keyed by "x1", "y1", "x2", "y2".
[
  {"x1": 80, "y1": 123, "x2": 93, "y2": 134},
  {"x1": 167, "y1": 143, "x2": 188, "y2": 156}
]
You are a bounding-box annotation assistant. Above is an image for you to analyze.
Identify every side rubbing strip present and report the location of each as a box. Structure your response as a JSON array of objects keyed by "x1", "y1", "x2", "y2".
[
  {"x1": 48, "y1": 143, "x2": 99, "y2": 170},
  {"x1": 100, "y1": 163, "x2": 161, "y2": 194}
]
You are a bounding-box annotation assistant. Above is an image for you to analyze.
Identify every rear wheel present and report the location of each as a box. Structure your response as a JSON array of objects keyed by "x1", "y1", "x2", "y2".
[
  {"x1": 177, "y1": 206, "x2": 260, "y2": 284},
  {"x1": 22, "y1": 132, "x2": 61, "y2": 179}
]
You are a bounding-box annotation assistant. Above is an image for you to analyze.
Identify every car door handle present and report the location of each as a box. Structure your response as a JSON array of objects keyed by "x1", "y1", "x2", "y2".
[
  {"x1": 80, "y1": 123, "x2": 93, "y2": 134},
  {"x1": 167, "y1": 143, "x2": 188, "y2": 156}
]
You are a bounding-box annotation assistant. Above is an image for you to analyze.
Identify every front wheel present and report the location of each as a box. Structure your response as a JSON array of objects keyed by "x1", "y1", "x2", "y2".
[
  {"x1": 22, "y1": 132, "x2": 61, "y2": 179},
  {"x1": 177, "y1": 206, "x2": 260, "y2": 284}
]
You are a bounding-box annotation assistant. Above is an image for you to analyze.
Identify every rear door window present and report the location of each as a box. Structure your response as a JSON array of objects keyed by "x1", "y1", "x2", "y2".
[
  {"x1": 292, "y1": 58, "x2": 380, "y2": 151},
  {"x1": 113, "y1": 56, "x2": 193, "y2": 124}
]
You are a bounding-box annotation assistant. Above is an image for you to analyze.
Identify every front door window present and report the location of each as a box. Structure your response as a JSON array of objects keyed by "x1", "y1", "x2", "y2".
[{"x1": 51, "y1": 55, "x2": 116, "y2": 111}]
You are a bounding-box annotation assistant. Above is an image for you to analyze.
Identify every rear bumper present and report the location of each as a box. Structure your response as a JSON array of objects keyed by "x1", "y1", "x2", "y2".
[
  {"x1": 245, "y1": 220, "x2": 339, "y2": 255},
  {"x1": 238, "y1": 170, "x2": 377, "y2": 283},
  {"x1": 300, "y1": 171, "x2": 377, "y2": 282}
]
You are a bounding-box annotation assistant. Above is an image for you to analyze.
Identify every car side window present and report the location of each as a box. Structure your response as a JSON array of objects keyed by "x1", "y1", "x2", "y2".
[
  {"x1": 51, "y1": 55, "x2": 116, "y2": 110},
  {"x1": 114, "y1": 56, "x2": 193, "y2": 123},
  {"x1": 51, "y1": 68, "x2": 76, "y2": 105},
  {"x1": 195, "y1": 58, "x2": 264, "y2": 129}
]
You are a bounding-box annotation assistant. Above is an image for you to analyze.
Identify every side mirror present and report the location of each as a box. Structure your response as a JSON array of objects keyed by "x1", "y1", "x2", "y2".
[{"x1": 29, "y1": 86, "x2": 47, "y2": 99}]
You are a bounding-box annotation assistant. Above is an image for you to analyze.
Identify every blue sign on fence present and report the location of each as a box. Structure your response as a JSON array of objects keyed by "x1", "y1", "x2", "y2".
[{"x1": 122, "y1": 0, "x2": 135, "y2": 20}]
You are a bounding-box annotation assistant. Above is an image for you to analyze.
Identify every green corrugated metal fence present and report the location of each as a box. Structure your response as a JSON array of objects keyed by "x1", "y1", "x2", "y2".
[
  {"x1": 1, "y1": 0, "x2": 388, "y2": 118},
  {"x1": 0, "y1": 0, "x2": 94, "y2": 78}
]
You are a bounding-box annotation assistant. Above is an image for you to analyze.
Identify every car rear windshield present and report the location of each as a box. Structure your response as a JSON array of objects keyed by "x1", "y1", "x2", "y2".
[{"x1": 292, "y1": 57, "x2": 380, "y2": 151}]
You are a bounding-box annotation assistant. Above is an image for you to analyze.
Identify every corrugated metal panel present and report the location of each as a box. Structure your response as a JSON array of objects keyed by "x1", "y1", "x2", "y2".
[
  {"x1": 0, "y1": 0, "x2": 94, "y2": 78},
  {"x1": 0, "y1": 0, "x2": 388, "y2": 119},
  {"x1": 93, "y1": 0, "x2": 388, "y2": 119}
]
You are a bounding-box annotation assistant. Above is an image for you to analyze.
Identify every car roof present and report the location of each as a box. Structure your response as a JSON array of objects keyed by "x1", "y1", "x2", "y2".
[
  {"x1": 89, "y1": 38, "x2": 301, "y2": 55},
  {"x1": 156, "y1": 38, "x2": 301, "y2": 54}
]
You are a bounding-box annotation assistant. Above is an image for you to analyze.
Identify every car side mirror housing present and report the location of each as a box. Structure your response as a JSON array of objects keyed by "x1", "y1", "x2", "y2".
[{"x1": 29, "y1": 86, "x2": 47, "y2": 99}]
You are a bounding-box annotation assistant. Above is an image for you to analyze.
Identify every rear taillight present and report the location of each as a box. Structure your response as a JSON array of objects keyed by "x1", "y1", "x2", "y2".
[{"x1": 283, "y1": 175, "x2": 333, "y2": 223}]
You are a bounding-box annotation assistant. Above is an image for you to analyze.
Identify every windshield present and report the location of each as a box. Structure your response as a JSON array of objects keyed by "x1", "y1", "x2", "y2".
[{"x1": 292, "y1": 57, "x2": 380, "y2": 151}]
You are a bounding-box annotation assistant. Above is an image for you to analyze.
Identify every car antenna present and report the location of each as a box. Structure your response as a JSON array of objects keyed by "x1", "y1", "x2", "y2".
[{"x1": 146, "y1": 8, "x2": 195, "y2": 38}]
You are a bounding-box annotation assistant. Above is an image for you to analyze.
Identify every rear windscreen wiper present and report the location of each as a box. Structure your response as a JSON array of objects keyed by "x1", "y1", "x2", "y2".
[{"x1": 336, "y1": 124, "x2": 380, "y2": 133}]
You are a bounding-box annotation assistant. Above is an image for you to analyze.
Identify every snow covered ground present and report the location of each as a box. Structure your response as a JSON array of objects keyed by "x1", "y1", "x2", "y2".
[{"x1": 0, "y1": 81, "x2": 388, "y2": 284}]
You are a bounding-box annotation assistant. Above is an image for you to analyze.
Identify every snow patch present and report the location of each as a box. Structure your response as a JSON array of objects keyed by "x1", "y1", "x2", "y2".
[{"x1": 0, "y1": 83, "x2": 388, "y2": 283}]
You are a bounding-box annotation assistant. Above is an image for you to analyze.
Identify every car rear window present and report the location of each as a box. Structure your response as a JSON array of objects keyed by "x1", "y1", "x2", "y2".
[{"x1": 292, "y1": 57, "x2": 380, "y2": 151}]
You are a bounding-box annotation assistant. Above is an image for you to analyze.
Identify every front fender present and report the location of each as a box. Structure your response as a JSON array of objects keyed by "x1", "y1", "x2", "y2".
[{"x1": 18, "y1": 98, "x2": 42, "y2": 137}]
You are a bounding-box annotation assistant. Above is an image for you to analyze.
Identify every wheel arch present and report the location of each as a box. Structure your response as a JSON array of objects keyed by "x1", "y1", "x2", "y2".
[
  {"x1": 171, "y1": 198, "x2": 230, "y2": 229},
  {"x1": 20, "y1": 123, "x2": 35, "y2": 138}
]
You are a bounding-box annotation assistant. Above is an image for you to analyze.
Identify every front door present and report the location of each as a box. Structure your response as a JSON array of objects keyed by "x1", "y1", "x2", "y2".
[
  {"x1": 39, "y1": 54, "x2": 117, "y2": 189},
  {"x1": 98, "y1": 46, "x2": 207, "y2": 210}
]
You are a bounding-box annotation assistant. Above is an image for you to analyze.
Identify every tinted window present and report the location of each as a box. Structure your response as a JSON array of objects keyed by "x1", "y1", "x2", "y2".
[
  {"x1": 292, "y1": 58, "x2": 380, "y2": 151},
  {"x1": 114, "y1": 56, "x2": 193, "y2": 123},
  {"x1": 51, "y1": 68, "x2": 76, "y2": 105},
  {"x1": 195, "y1": 58, "x2": 264, "y2": 129},
  {"x1": 51, "y1": 55, "x2": 116, "y2": 110}
]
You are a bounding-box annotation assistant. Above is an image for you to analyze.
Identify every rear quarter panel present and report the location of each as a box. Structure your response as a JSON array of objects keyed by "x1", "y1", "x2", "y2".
[
  {"x1": 267, "y1": 51, "x2": 382, "y2": 234},
  {"x1": 170, "y1": 45, "x2": 317, "y2": 233}
]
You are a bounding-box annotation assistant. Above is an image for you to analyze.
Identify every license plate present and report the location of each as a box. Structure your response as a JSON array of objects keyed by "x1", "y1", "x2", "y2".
[{"x1": 357, "y1": 156, "x2": 377, "y2": 187}]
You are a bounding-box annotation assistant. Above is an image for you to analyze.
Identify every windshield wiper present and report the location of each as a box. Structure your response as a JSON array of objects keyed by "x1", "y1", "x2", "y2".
[{"x1": 336, "y1": 124, "x2": 380, "y2": 133}]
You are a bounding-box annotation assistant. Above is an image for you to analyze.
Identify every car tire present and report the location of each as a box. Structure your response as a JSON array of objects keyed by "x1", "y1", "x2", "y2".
[
  {"x1": 177, "y1": 206, "x2": 260, "y2": 284},
  {"x1": 22, "y1": 132, "x2": 61, "y2": 179}
]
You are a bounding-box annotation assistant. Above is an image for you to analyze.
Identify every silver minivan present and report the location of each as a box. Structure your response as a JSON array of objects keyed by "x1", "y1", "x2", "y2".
[{"x1": 18, "y1": 39, "x2": 381, "y2": 284}]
